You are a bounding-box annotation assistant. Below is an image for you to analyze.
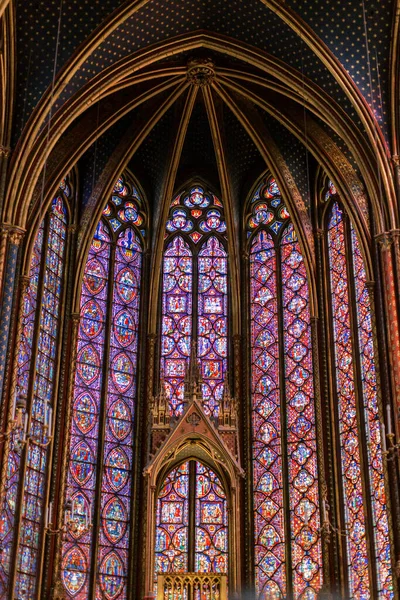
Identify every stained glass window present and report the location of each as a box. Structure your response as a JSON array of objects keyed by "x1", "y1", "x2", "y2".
[
  {"x1": 155, "y1": 461, "x2": 228, "y2": 578},
  {"x1": 0, "y1": 182, "x2": 69, "y2": 599},
  {"x1": 248, "y1": 176, "x2": 322, "y2": 599},
  {"x1": 62, "y1": 174, "x2": 145, "y2": 600},
  {"x1": 161, "y1": 186, "x2": 228, "y2": 419},
  {"x1": 327, "y1": 200, "x2": 393, "y2": 599}
]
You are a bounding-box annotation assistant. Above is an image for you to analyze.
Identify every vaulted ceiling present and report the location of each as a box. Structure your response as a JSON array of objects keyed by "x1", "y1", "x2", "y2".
[{"x1": 1, "y1": 0, "x2": 399, "y2": 245}]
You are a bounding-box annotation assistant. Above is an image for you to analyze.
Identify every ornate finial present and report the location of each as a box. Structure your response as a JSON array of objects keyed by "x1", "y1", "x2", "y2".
[
  {"x1": 184, "y1": 341, "x2": 203, "y2": 403},
  {"x1": 187, "y1": 57, "x2": 215, "y2": 87},
  {"x1": 218, "y1": 378, "x2": 237, "y2": 429},
  {"x1": 152, "y1": 375, "x2": 169, "y2": 430}
]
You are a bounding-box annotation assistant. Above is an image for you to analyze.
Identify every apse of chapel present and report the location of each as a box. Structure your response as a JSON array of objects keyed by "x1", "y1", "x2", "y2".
[
  {"x1": 2, "y1": 22, "x2": 396, "y2": 233},
  {"x1": 3, "y1": 0, "x2": 396, "y2": 227}
]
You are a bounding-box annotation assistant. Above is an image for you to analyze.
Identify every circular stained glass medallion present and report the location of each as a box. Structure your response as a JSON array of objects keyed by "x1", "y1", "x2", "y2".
[
  {"x1": 99, "y1": 551, "x2": 125, "y2": 600},
  {"x1": 111, "y1": 352, "x2": 133, "y2": 393},
  {"x1": 62, "y1": 546, "x2": 87, "y2": 596},
  {"x1": 76, "y1": 345, "x2": 101, "y2": 385},
  {"x1": 105, "y1": 447, "x2": 130, "y2": 492},
  {"x1": 73, "y1": 392, "x2": 97, "y2": 434},
  {"x1": 103, "y1": 497, "x2": 127, "y2": 544},
  {"x1": 69, "y1": 492, "x2": 91, "y2": 539},
  {"x1": 113, "y1": 310, "x2": 135, "y2": 347},
  {"x1": 81, "y1": 300, "x2": 104, "y2": 338},
  {"x1": 70, "y1": 440, "x2": 95, "y2": 485},
  {"x1": 84, "y1": 258, "x2": 106, "y2": 295},
  {"x1": 115, "y1": 267, "x2": 137, "y2": 303},
  {"x1": 109, "y1": 399, "x2": 132, "y2": 440}
]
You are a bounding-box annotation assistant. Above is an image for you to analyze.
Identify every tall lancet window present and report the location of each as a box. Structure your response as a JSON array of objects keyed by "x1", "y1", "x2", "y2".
[
  {"x1": 161, "y1": 185, "x2": 228, "y2": 418},
  {"x1": 248, "y1": 176, "x2": 322, "y2": 599},
  {"x1": 0, "y1": 180, "x2": 70, "y2": 599},
  {"x1": 325, "y1": 184, "x2": 393, "y2": 599},
  {"x1": 61, "y1": 175, "x2": 146, "y2": 600}
]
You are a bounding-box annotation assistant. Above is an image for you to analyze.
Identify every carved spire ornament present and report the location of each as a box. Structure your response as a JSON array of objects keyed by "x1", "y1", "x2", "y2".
[{"x1": 183, "y1": 340, "x2": 203, "y2": 405}]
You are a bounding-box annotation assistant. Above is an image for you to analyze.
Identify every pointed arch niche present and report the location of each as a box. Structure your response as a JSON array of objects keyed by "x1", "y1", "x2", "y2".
[
  {"x1": 61, "y1": 173, "x2": 147, "y2": 600},
  {"x1": 144, "y1": 402, "x2": 244, "y2": 598},
  {"x1": 144, "y1": 181, "x2": 243, "y2": 598}
]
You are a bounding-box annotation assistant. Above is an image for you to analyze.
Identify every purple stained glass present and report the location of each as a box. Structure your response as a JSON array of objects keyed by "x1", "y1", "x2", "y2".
[
  {"x1": 11, "y1": 195, "x2": 68, "y2": 598},
  {"x1": 62, "y1": 176, "x2": 143, "y2": 599},
  {"x1": 281, "y1": 224, "x2": 322, "y2": 597},
  {"x1": 198, "y1": 237, "x2": 228, "y2": 418},
  {"x1": 351, "y1": 227, "x2": 393, "y2": 598},
  {"x1": 63, "y1": 220, "x2": 110, "y2": 599},
  {"x1": 195, "y1": 463, "x2": 228, "y2": 573},
  {"x1": 250, "y1": 230, "x2": 286, "y2": 599},
  {"x1": 155, "y1": 463, "x2": 189, "y2": 574},
  {"x1": 248, "y1": 190, "x2": 323, "y2": 599},
  {"x1": 0, "y1": 221, "x2": 45, "y2": 597},
  {"x1": 155, "y1": 461, "x2": 228, "y2": 580},
  {"x1": 328, "y1": 202, "x2": 370, "y2": 598},
  {"x1": 161, "y1": 236, "x2": 193, "y2": 416},
  {"x1": 161, "y1": 187, "x2": 228, "y2": 418},
  {"x1": 248, "y1": 178, "x2": 289, "y2": 237}
]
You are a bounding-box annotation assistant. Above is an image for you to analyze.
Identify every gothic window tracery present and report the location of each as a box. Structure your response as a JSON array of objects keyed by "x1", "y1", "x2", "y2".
[
  {"x1": 61, "y1": 175, "x2": 146, "y2": 600},
  {"x1": 161, "y1": 185, "x2": 228, "y2": 419},
  {"x1": 0, "y1": 180, "x2": 70, "y2": 599},
  {"x1": 324, "y1": 188, "x2": 393, "y2": 599},
  {"x1": 248, "y1": 175, "x2": 322, "y2": 599},
  {"x1": 155, "y1": 460, "x2": 228, "y2": 577}
]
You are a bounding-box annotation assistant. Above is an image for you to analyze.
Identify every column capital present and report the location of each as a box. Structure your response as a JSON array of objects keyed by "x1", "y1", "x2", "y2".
[
  {"x1": 19, "y1": 275, "x2": 30, "y2": 290},
  {"x1": 375, "y1": 231, "x2": 394, "y2": 250},
  {"x1": 0, "y1": 146, "x2": 11, "y2": 158},
  {"x1": 6, "y1": 226, "x2": 25, "y2": 246},
  {"x1": 391, "y1": 154, "x2": 400, "y2": 167}
]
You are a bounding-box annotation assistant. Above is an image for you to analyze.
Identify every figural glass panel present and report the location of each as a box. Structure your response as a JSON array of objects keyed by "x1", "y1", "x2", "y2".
[
  {"x1": 0, "y1": 181, "x2": 69, "y2": 599},
  {"x1": 249, "y1": 176, "x2": 322, "y2": 599},
  {"x1": 155, "y1": 461, "x2": 228, "y2": 579},
  {"x1": 161, "y1": 186, "x2": 228, "y2": 419},
  {"x1": 327, "y1": 200, "x2": 393, "y2": 599},
  {"x1": 62, "y1": 175, "x2": 145, "y2": 599}
]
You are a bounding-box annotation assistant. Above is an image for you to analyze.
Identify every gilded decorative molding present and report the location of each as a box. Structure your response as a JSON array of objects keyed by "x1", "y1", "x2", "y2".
[
  {"x1": 0, "y1": 225, "x2": 26, "y2": 247},
  {"x1": 0, "y1": 145, "x2": 10, "y2": 157},
  {"x1": 7, "y1": 30, "x2": 387, "y2": 236},
  {"x1": 232, "y1": 334, "x2": 241, "y2": 401},
  {"x1": 392, "y1": 155, "x2": 400, "y2": 168},
  {"x1": 376, "y1": 231, "x2": 395, "y2": 250},
  {"x1": 187, "y1": 57, "x2": 215, "y2": 87},
  {"x1": 76, "y1": 79, "x2": 187, "y2": 258},
  {"x1": 146, "y1": 333, "x2": 157, "y2": 404}
]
